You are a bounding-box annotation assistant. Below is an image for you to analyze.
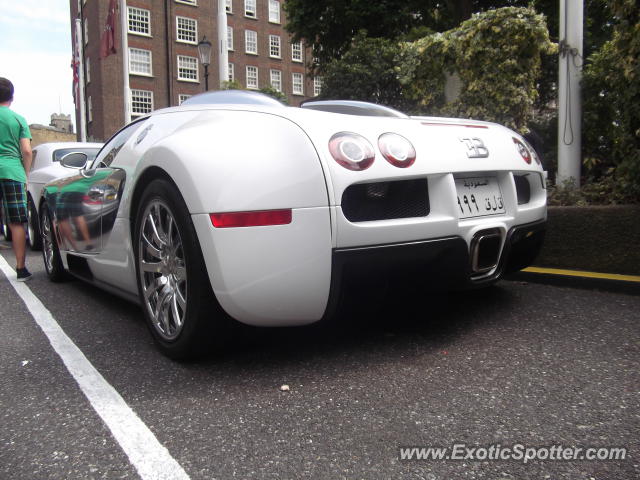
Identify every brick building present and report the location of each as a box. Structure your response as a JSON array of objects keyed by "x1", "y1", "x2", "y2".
[{"x1": 70, "y1": 0, "x2": 318, "y2": 142}]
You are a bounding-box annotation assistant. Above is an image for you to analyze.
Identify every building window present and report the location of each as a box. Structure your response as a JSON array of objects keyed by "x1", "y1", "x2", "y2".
[
  {"x1": 176, "y1": 16, "x2": 197, "y2": 44},
  {"x1": 270, "y1": 69, "x2": 282, "y2": 92},
  {"x1": 129, "y1": 48, "x2": 152, "y2": 76},
  {"x1": 268, "y1": 0, "x2": 280, "y2": 23},
  {"x1": 131, "y1": 89, "x2": 154, "y2": 115},
  {"x1": 269, "y1": 35, "x2": 281, "y2": 58},
  {"x1": 225, "y1": 0, "x2": 232, "y2": 13},
  {"x1": 227, "y1": 26, "x2": 234, "y2": 50},
  {"x1": 83, "y1": 19, "x2": 88, "y2": 44},
  {"x1": 87, "y1": 96, "x2": 92, "y2": 122},
  {"x1": 228, "y1": 63, "x2": 235, "y2": 82},
  {"x1": 313, "y1": 76, "x2": 323, "y2": 96},
  {"x1": 177, "y1": 55, "x2": 198, "y2": 82},
  {"x1": 86, "y1": 57, "x2": 91, "y2": 83},
  {"x1": 244, "y1": 0, "x2": 256, "y2": 18},
  {"x1": 128, "y1": 7, "x2": 151, "y2": 36},
  {"x1": 178, "y1": 94, "x2": 192, "y2": 105},
  {"x1": 292, "y1": 73, "x2": 304, "y2": 95},
  {"x1": 291, "y1": 41, "x2": 303, "y2": 62},
  {"x1": 245, "y1": 30, "x2": 257, "y2": 54},
  {"x1": 246, "y1": 66, "x2": 258, "y2": 89},
  {"x1": 176, "y1": 0, "x2": 197, "y2": 5}
]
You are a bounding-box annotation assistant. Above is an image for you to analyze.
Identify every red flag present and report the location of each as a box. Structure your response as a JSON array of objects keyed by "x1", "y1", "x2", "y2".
[
  {"x1": 72, "y1": 54, "x2": 79, "y2": 104},
  {"x1": 100, "y1": 0, "x2": 118, "y2": 58}
]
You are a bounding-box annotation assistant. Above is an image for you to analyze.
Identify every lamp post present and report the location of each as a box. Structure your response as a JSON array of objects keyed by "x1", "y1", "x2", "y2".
[{"x1": 197, "y1": 36, "x2": 212, "y2": 91}]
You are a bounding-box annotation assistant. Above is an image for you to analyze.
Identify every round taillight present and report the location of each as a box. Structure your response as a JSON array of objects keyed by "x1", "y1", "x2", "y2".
[
  {"x1": 378, "y1": 133, "x2": 416, "y2": 168},
  {"x1": 328, "y1": 132, "x2": 375, "y2": 171},
  {"x1": 513, "y1": 137, "x2": 532, "y2": 164}
]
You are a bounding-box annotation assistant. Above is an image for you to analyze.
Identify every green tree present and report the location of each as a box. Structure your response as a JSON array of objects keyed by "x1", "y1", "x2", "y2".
[
  {"x1": 318, "y1": 32, "x2": 413, "y2": 110},
  {"x1": 582, "y1": 0, "x2": 640, "y2": 201}
]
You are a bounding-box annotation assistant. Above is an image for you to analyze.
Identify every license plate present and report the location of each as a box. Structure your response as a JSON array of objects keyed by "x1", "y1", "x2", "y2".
[{"x1": 455, "y1": 176, "x2": 505, "y2": 219}]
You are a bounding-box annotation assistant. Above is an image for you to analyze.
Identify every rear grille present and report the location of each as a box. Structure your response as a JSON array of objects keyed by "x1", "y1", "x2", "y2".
[
  {"x1": 341, "y1": 178, "x2": 429, "y2": 222},
  {"x1": 514, "y1": 175, "x2": 531, "y2": 205}
]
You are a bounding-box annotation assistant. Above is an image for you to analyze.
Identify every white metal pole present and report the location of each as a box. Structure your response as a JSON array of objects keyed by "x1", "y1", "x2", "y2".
[
  {"x1": 217, "y1": 0, "x2": 229, "y2": 87},
  {"x1": 557, "y1": 0, "x2": 583, "y2": 187},
  {"x1": 121, "y1": 0, "x2": 131, "y2": 125},
  {"x1": 75, "y1": 19, "x2": 87, "y2": 142}
]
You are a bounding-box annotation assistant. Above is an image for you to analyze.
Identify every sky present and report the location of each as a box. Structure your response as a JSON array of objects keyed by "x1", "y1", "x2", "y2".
[{"x1": 0, "y1": 0, "x2": 75, "y2": 126}]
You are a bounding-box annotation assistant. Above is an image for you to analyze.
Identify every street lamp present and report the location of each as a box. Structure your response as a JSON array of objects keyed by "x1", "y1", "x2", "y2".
[{"x1": 197, "y1": 35, "x2": 212, "y2": 91}]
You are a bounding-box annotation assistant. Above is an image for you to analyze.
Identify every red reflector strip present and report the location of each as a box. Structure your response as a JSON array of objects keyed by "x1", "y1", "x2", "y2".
[
  {"x1": 210, "y1": 209, "x2": 292, "y2": 228},
  {"x1": 421, "y1": 122, "x2": 489, "y2": 129}
]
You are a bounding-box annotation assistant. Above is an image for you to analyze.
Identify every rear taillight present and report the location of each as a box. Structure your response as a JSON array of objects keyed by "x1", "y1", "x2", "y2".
[
  {"x1": 378, "y1": 133, "x2": 416, "y2": 168},
  {"x1": 513, "y1": 137, "x2": 532, "y2": 164},
  {"x1": 328, "y1": 132, "x2": 375, "y2": 171},
  {"x1": 210, "y1": 209, "x2": 292, "y2": 228}
]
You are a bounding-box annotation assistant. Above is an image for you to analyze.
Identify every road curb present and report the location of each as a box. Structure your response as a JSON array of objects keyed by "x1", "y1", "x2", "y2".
[{"x1": 507, "y1": 267, "x2": 640, "y2": 296}]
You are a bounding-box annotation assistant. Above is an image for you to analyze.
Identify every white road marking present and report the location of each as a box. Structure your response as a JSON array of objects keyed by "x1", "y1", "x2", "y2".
[{"x1": 0, "y1": 255, "x2": 190, "y2": 480}]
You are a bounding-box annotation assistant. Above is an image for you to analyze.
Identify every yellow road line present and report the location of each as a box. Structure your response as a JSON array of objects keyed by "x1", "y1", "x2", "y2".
[{"x1": 523, "y1": 267, "x2": 640, "y2": 283}]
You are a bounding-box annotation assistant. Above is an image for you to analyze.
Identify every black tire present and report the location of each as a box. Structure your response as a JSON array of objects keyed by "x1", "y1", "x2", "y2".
[
  {"x1": 133, "y1": 179, "x2": 231, "y2": 360},
  {"x1": 1, "y1": 202, "x2": 12, "y2": 242},
  {"x1": 40, "y1": 203, "x2": 67, "y2": 282},
  {"x1": 27, "y1": 196, "x2": 42, "y2": 250}
]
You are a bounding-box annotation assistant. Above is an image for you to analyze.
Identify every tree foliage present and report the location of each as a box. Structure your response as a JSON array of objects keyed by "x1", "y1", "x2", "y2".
[
  {"x1": 583, "y1": 0, "x2": 640, "y2": 201},
  {"x1": 284, "y1": 0, "x2": 545, "y2": 69},
  {"x1": 320, "y1": 8, "x2": 555, "y2": 133}
]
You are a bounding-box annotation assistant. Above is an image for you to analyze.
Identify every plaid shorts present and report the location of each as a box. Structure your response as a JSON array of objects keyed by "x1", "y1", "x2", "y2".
[{"x1": 0, "y1": 179, "x2": 28, "y2": 224}]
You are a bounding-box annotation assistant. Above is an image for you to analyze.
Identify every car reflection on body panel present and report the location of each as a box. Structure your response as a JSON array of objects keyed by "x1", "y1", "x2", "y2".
[
  {"x1": 38, "y1": 90, "x2": 547, "y2": 360},
  {"x1": 15, "y1": 142, "x2": 102, "y2": 250}
]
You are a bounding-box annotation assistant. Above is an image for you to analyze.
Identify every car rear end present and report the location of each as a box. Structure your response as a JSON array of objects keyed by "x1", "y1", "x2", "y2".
[{"x1": 289, "y1": 109, "x2": 546, "y2": 300}]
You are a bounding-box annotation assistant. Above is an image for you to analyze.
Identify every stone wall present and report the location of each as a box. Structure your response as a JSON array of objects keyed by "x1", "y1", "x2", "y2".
[{"x1": 30, "y1": 125, "x2": 76, "y2": 147}]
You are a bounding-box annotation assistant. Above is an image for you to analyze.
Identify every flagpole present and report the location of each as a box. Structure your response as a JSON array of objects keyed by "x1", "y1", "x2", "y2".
[
  {"x1": 75, "y1": 18, "x2": 87, "y2": 142},
  {"x1": 120, "y1": 0, "x2": 131, "y2": 125},
  {"x1": 217, "y1": 0, "x2": 228, "y2": 86}
]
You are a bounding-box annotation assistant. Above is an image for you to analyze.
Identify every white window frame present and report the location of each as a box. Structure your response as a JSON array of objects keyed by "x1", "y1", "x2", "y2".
[
  {"x1": 291, "y1": 41, "x2": 303, "y2": 62},
  {"x1": 314, "y1": 77, "x2": 323, "y2": 97},
  {"x1": 176, "y1": 0, "x2": 197, "y2": 5},
  {"x1": 128, "y1": 48, "x2": 153, "y2": 76},
  {"x1": 86, "y1": 57, "x2": 91, "y2": 83},
  {"x1": 227, "y1": 26, "x2": 234, "y2": 51},
  {"x1": 87, "y1": 95, "x2": 92, "y2": 122},
  {"x1": 225, "y1": 0, "x2": 232, "y2": 13},
  {"x1": 244, "y1": 0, "x2": 256, "y2": 18},
  {"x1": 292, "y1": 72, "x2": 304, "y2": 95},
  {"x1": 178, "y1": 94, "x2": 192, "y2": 105},
  {"x1": 228, "y1": 62, "x2": 235, "y2": 82},
  {"x1": 246, "y1": 65, "x2": 258, "y2": 89},
  {"x1": 269, "y1": 35, "x2": 281, "y2": 58},
  {"x1": 270, "y1": 69, "x2": 282, "y2": 92},
  {"x1": 83, "y1": 19, "x2": 88, "y2": 44},
  {"x1": 131, "y1": 89, "x2": 154, "y2": 116},
  {"x1": 177, "y1": 55, "x2": 199, "y2": 82},
  {"x1": 176, "y1": 16, "x2": 197, "y2": 44},
  {"x1": 127, "y1": 7, "x2": 151, "y2": 36},
  {"x1": 268, "y1": 0, "x2": 280, "y2": 23},
  {"x1": 245, "y1": 30, "x2": 257, "y2": 54}
]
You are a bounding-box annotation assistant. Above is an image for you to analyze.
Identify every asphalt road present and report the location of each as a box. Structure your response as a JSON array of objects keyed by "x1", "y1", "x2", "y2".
[{"x1": 0, "y1": 244, "x2": 638, "y2": 480}]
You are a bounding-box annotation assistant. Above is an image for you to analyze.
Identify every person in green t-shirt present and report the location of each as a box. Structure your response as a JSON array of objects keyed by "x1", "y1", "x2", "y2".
[{"x1": 0, "y1": 78, "x2": 33, "y2": 281}]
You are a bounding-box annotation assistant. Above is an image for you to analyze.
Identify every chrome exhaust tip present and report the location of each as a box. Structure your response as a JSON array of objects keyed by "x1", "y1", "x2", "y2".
[{"x1": 470, "y1": 228, "x2": 502, "y2": 274}]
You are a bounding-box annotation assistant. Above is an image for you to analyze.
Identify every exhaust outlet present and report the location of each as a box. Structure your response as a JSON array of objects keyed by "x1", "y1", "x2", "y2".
[{"x1": 470, "y1": 228, "x2": 502, "y2": 274}]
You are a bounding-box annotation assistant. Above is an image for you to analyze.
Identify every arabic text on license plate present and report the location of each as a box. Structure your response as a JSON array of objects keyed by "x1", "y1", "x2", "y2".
[{"x1": 455, "y1": 177, "x2": 505, "y2": 219}]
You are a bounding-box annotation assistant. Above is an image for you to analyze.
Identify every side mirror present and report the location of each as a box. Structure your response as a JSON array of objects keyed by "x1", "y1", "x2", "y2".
[{"x1": 60, "y1": 152, "x2": 89, "y2": 169}]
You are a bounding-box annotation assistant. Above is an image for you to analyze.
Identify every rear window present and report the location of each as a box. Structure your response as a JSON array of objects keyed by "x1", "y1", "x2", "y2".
[{"x1": 53, "y1": 148, "x2": 100, "y2": 163}]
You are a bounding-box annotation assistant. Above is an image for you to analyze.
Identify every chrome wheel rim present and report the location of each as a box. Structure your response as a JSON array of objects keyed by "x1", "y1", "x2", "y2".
[
  {"x1": 138, "y1": 200, "x2": 187, "y2": 341},
  {"x1": 27, "y1": 202, "x2": 35, "y2": 244},
  {"x1": 41, "y1": 208, "x2": 54, "y2": 272}
]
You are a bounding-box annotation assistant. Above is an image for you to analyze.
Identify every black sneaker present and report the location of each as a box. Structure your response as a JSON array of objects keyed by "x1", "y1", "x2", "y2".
[{"x1": 16, "y1": 268, "x2": 32, "y2": 282}]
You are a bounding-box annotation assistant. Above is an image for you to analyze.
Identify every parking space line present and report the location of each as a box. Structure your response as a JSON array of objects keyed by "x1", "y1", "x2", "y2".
[
  {"x1": 0, "y1": 256, "x2": 190, "y2": 480},
  {"x1": 523, "y1": 266, "x2": 640, "y2": 283}
]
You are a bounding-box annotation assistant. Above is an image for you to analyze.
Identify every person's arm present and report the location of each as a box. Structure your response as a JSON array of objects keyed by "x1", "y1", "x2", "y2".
[{"x1": 20, "y1": 137, "x2": 32, "y2": 174}]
